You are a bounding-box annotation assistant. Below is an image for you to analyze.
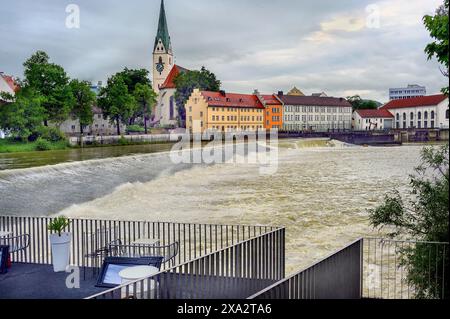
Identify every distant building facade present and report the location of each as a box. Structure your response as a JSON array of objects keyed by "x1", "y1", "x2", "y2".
[
  {"x1": 59, "y1": 106, "x2": 126, "y2": 137},
  {"x1": 353, "y1": 109, "x2": 394, "y2": 131},
  {"x1": 254, "y1": 91, "x2": 283, "y2": 130},
  {"x1": 0, "y1": 73, "x2": 19, "y2": 138},
  {"x1": 381, "y1": 94, "x2": 449, "y2": 130},
  {"x1": 389, "y1": 84, "x2": 426, "y2": 101},
  {"x1": 186, "y1": 89, "x2": 265, "y2": 134},
  {"x1": 278, "y1": 93, "x2": 353, "y2": 131},
  {"x1": 287, "y1": 87, "x2": 305, "y2": 96}
]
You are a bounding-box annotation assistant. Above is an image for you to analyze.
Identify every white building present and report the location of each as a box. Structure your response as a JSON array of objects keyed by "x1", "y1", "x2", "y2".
[
  {"x1": 59, "y1": 106, "x2": 126, "y2": 137},
  {"x1": 389, "y1": 84, "x2": 426, "y2": 101},
  {"x1": 353, "y1": 109, "x2": 394, "y2": 131},
  {"x1": 278, "y1": 93, "x2": 353, "y2": 131},
  {"x1": 0, "y1": 73, "x2": 19, "y2": 139},
  {"x1": 381, "y1": 94, "x2": 449, "y2": 130},
  {"x1": 153, "y1": 65, "x2": 188, "y2": 128}
]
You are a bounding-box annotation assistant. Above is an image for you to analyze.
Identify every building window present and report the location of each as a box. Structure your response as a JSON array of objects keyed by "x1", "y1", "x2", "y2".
[
  {"x1": 431, "y1": 111, "x2": 435, "y2": 120},
  {"x1": 169, "y1": 96, "x2": 175, "y2": 120},
  {"x1": 446, "y1": 109, "x2": 449, "y2": 119}
]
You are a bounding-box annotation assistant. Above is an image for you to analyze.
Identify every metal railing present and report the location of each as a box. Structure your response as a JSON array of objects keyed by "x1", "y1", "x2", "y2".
[
  {"x1": 88, "y1": 227, "x2": 285, "y2": 299},
  {"x1": 0, "y1": 216, "x2": 280, "y2": 271},
  {"x1": 362, "y1": 238, "x2": 449, "y2": 299},
  {"x1": 248, "y1": 238, "x2": 449, "y2": 300},
  {"x1": 248, "y1": 239, "x2": 362, "y2": 299}
]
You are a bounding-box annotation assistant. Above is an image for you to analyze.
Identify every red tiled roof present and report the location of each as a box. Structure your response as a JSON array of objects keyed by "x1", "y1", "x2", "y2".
[
  {"x1": 201, "y1": 91, "x2": 265, "y2": 109},
  {"x1": 261, "y1": 94, "x2": 281, "y2": 105},
  {"x1": 160, "y1": 65, "x2": 188, "y2": 90},
  {"x1": 356, "y1": 109, "x2": 394, "y2": 119},
  {"x1": 278, "y1": 95, "x2": 352, "y2": 107},
  {"x1": 381, "y1": 94, "x2": 447, "y2": 110},
  {"x1": 1, "y1": 74, "x2": 20, "y2": 92}
]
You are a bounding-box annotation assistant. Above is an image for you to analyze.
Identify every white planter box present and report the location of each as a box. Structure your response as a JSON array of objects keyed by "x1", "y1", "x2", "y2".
[{"x1": 49, "y1": 232, "x2": 71, "y2": 272}]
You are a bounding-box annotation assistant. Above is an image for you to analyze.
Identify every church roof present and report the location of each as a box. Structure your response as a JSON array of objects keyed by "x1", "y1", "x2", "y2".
[
  {"x1": 160, "y1": 65, "x2": 189, "y2": 90},
  {"x1": 154, "y1": 0, "x2": 171, "y2": 52}
]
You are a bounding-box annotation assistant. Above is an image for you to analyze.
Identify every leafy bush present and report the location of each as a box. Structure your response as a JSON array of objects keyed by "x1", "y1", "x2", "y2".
[
  {"x1": 35, "y1": 138, "x2": 52, "y2": 151},
  {"x1": 34, "y1": 126, "x2": 66, "y2": 142},
  {"x1": 126, "y1": 125, "x2": 145, "y2": 133},
  {"x1": 118, "y1": 136, "x2": 129, "y2": 145}
]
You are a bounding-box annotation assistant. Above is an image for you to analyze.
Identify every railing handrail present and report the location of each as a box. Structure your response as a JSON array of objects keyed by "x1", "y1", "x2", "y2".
[
  {"x1": 247, "y1": 237, "x2": 363, "y2": 299},
  {"x1": 0, "y1": 215, "x2": 283, "y2": 231},
  {"x1": 86, "y1": 227, "x2": 286, "y2": 299},
  {"x1": 364, "y1": 237, "x2": 449, "y2": 245}
]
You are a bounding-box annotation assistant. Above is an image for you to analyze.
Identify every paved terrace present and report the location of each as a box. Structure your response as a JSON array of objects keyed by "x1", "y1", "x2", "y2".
[{"x1": 0, "y1": 263, "x2": 107, "y2": 299}]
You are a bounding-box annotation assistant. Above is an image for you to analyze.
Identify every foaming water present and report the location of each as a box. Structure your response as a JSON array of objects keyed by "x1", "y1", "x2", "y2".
[{"x1": 0, "y1": 139, "x2": 423, "y2": 274}]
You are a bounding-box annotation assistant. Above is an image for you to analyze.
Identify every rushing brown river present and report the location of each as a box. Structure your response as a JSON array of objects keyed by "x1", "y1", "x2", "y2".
[{"x1": 0, "y1": 139, "x2": 425, "y2": 274}]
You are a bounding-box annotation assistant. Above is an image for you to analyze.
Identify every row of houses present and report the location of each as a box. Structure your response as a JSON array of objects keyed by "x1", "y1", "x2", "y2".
[
  {"x1": 185, "y1": 88, "x2": 354, "y2": 134},
  {"x1": 353, "y1": 94, "x2": 449, "y2": 131},
  {"x1": 185, "y1": 87, "x2": 449, "y2": 134}
]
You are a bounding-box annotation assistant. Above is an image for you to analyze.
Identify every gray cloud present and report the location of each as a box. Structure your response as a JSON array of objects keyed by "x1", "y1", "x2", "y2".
[{"x1": 0, "y1": 0, "x2": 446, "y2": 102}]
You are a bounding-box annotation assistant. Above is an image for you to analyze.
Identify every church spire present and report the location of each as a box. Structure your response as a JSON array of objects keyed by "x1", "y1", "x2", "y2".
[{"x1": 154, "y1": 0, "x2": 171, "y2": 53}]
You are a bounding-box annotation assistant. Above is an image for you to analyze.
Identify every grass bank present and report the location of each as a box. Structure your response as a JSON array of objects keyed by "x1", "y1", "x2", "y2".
[{"x1": 0, "y1": 138, "x2": 70, "y2": 153}]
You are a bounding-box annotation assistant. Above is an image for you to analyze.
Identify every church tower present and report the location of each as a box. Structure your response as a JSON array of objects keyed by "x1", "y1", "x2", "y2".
[{"x1": 152, "y1": 0, "x2": 174, "y2": 94}]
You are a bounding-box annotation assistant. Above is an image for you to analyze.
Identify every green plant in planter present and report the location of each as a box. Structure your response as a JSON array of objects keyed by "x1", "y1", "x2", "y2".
[{"x1": 48, "y1": 216, "x2": 70, "y2": 236}]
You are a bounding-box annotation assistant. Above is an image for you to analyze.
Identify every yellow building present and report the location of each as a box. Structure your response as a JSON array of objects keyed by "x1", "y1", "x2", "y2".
[{"x1": 186, "y1": 89, "x2": 265, "y2": 134}]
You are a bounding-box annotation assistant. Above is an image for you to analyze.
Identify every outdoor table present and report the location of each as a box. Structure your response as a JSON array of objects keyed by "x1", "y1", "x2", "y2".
[
  {"x1": 132, "y1": 238, "x2": 160, "y2": 246},
  {"x1": 119, "y1": 266, "x2": 159, "y2": 299}
]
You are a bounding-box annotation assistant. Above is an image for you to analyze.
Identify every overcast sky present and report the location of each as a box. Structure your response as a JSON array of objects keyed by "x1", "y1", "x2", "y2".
[{"x1": 0, "y1": 0, "x2": 446, "y2": 102}]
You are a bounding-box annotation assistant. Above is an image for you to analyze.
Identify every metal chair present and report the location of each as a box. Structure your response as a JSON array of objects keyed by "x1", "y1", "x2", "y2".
[
  {"x1": 0, "y1": 234, "x2": 30, "y2": 256},
  {"x1": 82, "y1": 226, "x2": 119, "y2": 278},
  {"x1": 108, "y1": 241, "x2": 180, "y2": 268}
]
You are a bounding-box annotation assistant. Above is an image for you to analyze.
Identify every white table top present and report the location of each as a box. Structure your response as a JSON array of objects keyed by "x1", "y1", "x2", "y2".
[
  {"x1": 132, "y1": 238, "x2": 160, "y2": 246},
  {"x1": 119, "y1": 266, "x2": 159, "y2": 281},
  {"x1": 0, "y1": 231, "x2": 12, "y2": 238}
]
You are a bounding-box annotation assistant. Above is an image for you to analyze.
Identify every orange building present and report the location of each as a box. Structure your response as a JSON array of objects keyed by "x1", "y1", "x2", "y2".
[{"x1": 256, "y1": 93, "x2": 283, "y2": 130}]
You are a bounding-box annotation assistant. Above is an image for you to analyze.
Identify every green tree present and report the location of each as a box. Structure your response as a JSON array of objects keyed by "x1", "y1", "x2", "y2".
[
  {"x1": 69, "y1": 80, "x2": 96, "y2": 135},
  {"x1": 346, "y1": 95, "x2": 380, "y2": 112},
  {"x1": 133, "y1": 83, "x2": 157, "y2": 134},
  {"x1": 369, "y1": 144, "x2": 449, "y2": 298},
  {"x1": 98, "y1": 75, "x2": 136, "y2": 135},
  {"x1": 23, "y1": 51, "x2": 74, "y2": 125},
  {"x1": 116, "y1": 68, "x2": 153, "y2": 125},
  {"x1": 0, "y1": 87, "x2": 46, "y2": 141},
  {"x1": 424, "y1": 0, "x2": 449, "y2": 95},
  {"x1": 173, "y1": 66, "x2": 221, "y2": 127}
]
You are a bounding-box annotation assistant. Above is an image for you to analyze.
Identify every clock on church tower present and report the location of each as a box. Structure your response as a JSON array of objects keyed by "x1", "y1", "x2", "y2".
[{"x1": 156, "y1": 56, "x2": 165, "y2": 75}]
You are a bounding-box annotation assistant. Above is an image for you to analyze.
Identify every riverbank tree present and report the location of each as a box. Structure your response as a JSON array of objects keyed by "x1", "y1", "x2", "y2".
[
  {"x1": 369, "y1": 144, "x2": 449, "y2": 298},
  {"x1": 23, "y1": 51, "x2": 75, "y2": 126},
  {"x1": 424, "y1": 0, "x2": 449, "y2": 95},
  {"x1": 69, "y1": 79, "x2": 96, "y2": 135},
  {"x1": 0, "y1": 87, "x2": 45, "y2": 141},
  {"x1": 98, "y1": 69, "x2": 156, "y2": 135},
  {"x1": 173, "y1": 66, "x2": 221, "y2": 127},
  {"x1": 346, "y1": 95, "x2": 380, "y2": 112}
]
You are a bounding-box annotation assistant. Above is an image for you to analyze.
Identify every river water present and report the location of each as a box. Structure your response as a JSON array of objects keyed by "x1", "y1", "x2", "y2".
[{"x1": 0, "y1": 139, "x2": 424, "y2": 273}]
